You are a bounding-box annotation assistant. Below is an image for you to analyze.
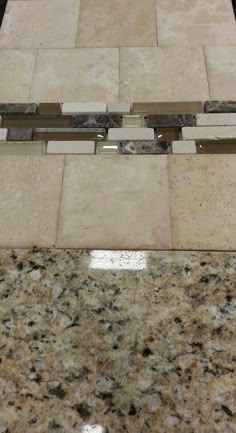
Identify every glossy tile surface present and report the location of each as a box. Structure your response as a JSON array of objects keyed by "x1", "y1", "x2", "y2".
[
  {"x1": 0, "y1": 0, "x2": 80, "y2": 48},
  {"x1": 156, "y1": 0, "x2": 236, "y2": 46},
  {"x1": 120, "y1": 47, "x2": 209, "y2": 102},
  {"x1": 57, "y1": 156, "x2": 171, "y2": 249},
  {"x1": 0, "y1": 248, "x2": 235, "y2": 433},
  {"x1": 169, "y1": 155, "x2": 236, "y2": 250},
  {"x1": 76, "y1": 0, "x2": 157, "y2": 47},
  {"x1": 0, "y1": 156, "x2": 64, "y2": 247},
  {"x1": 30, "y1": 49, "x2": 119, "y2": 102}
]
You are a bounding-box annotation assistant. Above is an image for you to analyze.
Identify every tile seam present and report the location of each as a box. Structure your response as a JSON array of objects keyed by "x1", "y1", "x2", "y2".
[
  {"x1": 203, "y1": 46, "x2": 212, "y2": 101},
  {"x1": 167, "y1": 155, "x2": 174, "y2": 250},
  {"x1": 28, "y1": 48, "x2": 39, "y2": 103},
  {"x1": 55, "y1": 155, "x2": 66, "y2": 247}
]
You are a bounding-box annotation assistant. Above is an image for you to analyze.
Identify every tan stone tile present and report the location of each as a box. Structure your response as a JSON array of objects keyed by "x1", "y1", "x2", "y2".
[
  {"x1": 76, "y1": 0, "x2": 157, "y2": 47},
  {"x1": 205, "y1": 46, "x2": 236, "y2": 100},
  {"x1": 182, "y1": 126, "x2": 236, "y2": 140},
  {"x1": 30, "y1": 49, "x2": 119, "y2": 102},
  {"x1": 172, "y1": 141, "x2": 196, "y2": 154},
  {"x1": 156, "y1": 0, "x2": 236, "y2": 46},
  {"x1": 120, "y1": 47, "x2": 209, "y2": 102},
  {"x1": 0, "y1": 156, "x2": 64, "y2": 247},
  {"x1": 0, "y1": 49, "x2": 36, "y2": 102},
  {"x1": 0, "y1": 0, "x2": 80, "y2": 48},
  {"x1": 169, "y1": 155, "x2": 236, "y2": 250},
  {"x1": 57, "y1": 156, "x2": 172, "y2": 249},
  {"x1": 196, "y1": 113, "x2": 236, "y2": 126}
]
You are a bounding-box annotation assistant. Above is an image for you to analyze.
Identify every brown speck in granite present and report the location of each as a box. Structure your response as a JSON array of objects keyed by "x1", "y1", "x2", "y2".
[{"x1": 0, "y1": 249, "x2": 235, "y2": 433}]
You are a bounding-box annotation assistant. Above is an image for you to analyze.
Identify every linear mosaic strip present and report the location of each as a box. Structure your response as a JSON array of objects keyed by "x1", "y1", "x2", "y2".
[{"x1": 0, "y1": 101, "x2": 236, "y2": 154}]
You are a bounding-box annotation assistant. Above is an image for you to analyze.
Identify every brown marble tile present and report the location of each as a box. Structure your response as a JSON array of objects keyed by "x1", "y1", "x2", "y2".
[
  {"x1": 204, "y1": 101, "x2": 236, "y2": 113},
  {"x1": 73, "y1": 114, "x2": 122, "y2": 128},
  {"x1": 7, "y1": 128, "x2": 33, "y2": 141},
  {"x1": 146, "y1": 114, "x2": 195, "y2": 128},
  {"x1": 34, "y1": 128, "x2": 106, "y2": 141},
  {"x1": 196, "y1": 140, "x2": 236, "y2": 153},
  {"x1": 0, "y1": 103, "x2": 37, "y2": 115},
  {"x1": 2, "y1": 115, "x2": 72, "y2": 128},
  {"x1": 132, "y1": 101, "x2": 203, "y2": 114},
  {"x1": 38, "y1": 103, "x2": 62, "y2": 116}
]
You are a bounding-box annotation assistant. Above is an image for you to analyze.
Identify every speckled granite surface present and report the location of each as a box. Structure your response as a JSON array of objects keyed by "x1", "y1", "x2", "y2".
[{"x1": 0, "y1": 249, "x2": 235, "y2": 433}]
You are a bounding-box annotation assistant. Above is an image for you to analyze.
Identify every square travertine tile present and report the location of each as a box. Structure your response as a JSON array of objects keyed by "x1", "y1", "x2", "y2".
[
  {"x1": 205, "y1": 47, "x2": 236, "y2": 100},
  {"x1": 0, "y1": 156, "x2": 64, "y2": 247},
  {"x1": 169, "y1": 155, "x2": 236, "y2": 250},
  {"x1": 76, "y1": 0, "x2": 157, "y2": 47},
  {"x1": 0, "y1": 0, "x2": 80, "y2": 48},
  {"x1": 30, "y1": 49, "x2": 119, "y2": 102},
  {"x1": 0, "y1": 49, "x2": 36, "y2": 102},
  {"x1": 156, "y1": 0, "x2": 236, "y2": 46},
  {"x1": 57, "y1": 156, "x2": 172, "y2": 249},
  {"x1": 120, "y1": 47, "x2": 209, "y2": 102}
]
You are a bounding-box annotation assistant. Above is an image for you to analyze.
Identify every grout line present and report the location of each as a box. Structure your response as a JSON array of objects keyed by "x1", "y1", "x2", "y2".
[
  {"x1": 118, "y1": 47, "x2": 121, "y2": 102},
  {"x1": 203, "y1": 46, "x2": 211, "y2": 101},
  {"x1": 167, "y1": 155, "x2": 174, "y2": 249},
  {"x1": 0, "y1": 246, "x2": 234, "y2": 253},
  {"x1": 54, "y1": 155, "x2": 66, "y2": 247},
  {"x1": 28, "y1": 48, "x2": 38, "y2": 103}
]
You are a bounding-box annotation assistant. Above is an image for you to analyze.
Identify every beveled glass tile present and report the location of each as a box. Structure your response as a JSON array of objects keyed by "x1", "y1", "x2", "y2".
[
  {"x1": 0, "y1": 141, "x2": 46, "y2": 155},
  {"x1": 38, "y1": 103, "x2": 62, "y2": 116},
  {"x1": 122, "y1": 115, "x2": 145, "y2": 128},
  {"x1": 2, "y1": 115, "x2": 72, "y2": 128},
  {"x1": 34, "y1": 128, "x2": 106, "y2": 141},
  {"x1": 132, "y1": 102, "x2": 203, "y2": 114},
  {"x1": 197, "y1": 140, "x2": 236, "y2": 154},
  {"x1": 158, "y1": 127, "x2": 180, "y2": 142},
  {"x1": 96, "y1": 141, "x2": 119, "y2": 154}
]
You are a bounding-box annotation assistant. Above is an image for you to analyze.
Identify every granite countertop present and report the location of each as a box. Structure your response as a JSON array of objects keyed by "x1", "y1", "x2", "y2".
[{"x1": 0, "y1": 249, "x2": 235, "y2": 433}]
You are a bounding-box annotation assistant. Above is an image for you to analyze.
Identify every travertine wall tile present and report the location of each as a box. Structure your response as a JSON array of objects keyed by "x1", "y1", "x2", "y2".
[
  {"x1": 108, "y1": 128, "x2": 154, "y2": 141},
  {"x1": 47, "y1": 141, "x2": 95, "y2": 154},
  {"x1": 182, "y1": 126, "x2": 236, "y2": 140},
  {"x1": 196, "y1": 114, "x2": 236, "y2": 126},
  {"x1": 172, "y1": 140, "x2": 196, "y2": 154}
]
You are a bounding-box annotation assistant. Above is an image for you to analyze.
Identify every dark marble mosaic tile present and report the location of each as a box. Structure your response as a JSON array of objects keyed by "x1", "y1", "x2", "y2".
[
  {"x1": 146, "y1": 114, "x2": 195, "y2": 128},
  {"x1": 204, "y1": 101, "x2": 236, "y2": 113},
  {"x1": 7, "y1": 128, "x2": 33, "y2": 141},
  {"x1": 2, "y1": 115, "x2": 72, "y2": 128},
  {"x1": 73, "y1": 114, "x2": 122, "y2": 128},
  {"x1": 34, "y1": 128, "x2": 106, "y2": 141},
  {"x1": 196, "y1": 140, "x2": 236, "y2": 154},
  {"x1": 0, "y1": 103, "x2": 37, "y2": 115},
  {"x1": 119, "y1": 138, "x2": 171, "y2": 154}
]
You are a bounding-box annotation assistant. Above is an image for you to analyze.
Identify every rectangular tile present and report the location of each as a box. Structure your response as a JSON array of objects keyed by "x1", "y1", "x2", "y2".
[
  {"x1": 204, "y1": 101, "x2": 236, "y2": 113},
  {"x1": 47, "y1": 141, "x2": 95, "y2": 154},
  {"x1": 146, "y1": 114, "x2": 195, "y2": 128},
  {"x1": 122, "y1": 115, "x2": 145, "y2": 128},
  {"x1": 132, "y1": 101, "x2": 203, "y2": 114},
  {"x1": 0, "y1": 115, "x2": 2, "y2": 127},
  {"x1": 0, "y1": 128, "x2": 8, "y2": 140},
  {"x1": 196, "y1": 113, "x2": 236, "y2": 126},
  {"x1": 62, "y1": 102, "x2": 106, "y2": 114},
  {"x1": 158, "y1": 127, "x2": 180, "y2": 142},
  {"x1": 0, "y1": 156, "x2": 64, "y2": 247},
  {"x1": 119, "y1": 140, "x2": 171, "y2": 154},
  {"x1": 34, "y1": 128, "x2": 106, "y2": 141},
  {"x1": 108, "y1": 102, "x2": 130, "y2": 113},
  {"x1": 96, "y1": 142, "x2": 119, "y2": 154},
  {"x1": 57, "y1": 156, "x2": 172, "y2": 249},
  {"x1": 0, "y1": 141, "x2": 46, "y2": 155},
  {"x1": 120, "y1": 47, "x2": 209, "y2": 102},
  {"x1": 7, "y1": 128, "x2": 33, "y2": 141},
  {"x1": 172, "y1": 141, "x2": 196, "y2": 154},
  {"x1": 182, "y1": 126, "x2": 236, "y2": 140},
  {"x1": 73, "y1": 114, "x2": 122, "y2": 128},
  {"x1": 2, "y1": 115, "x2": 72, "y2": 128},
  {"x1": 0, "y1": 0, "x2": 80, "y2": 49},
  {"x1": 108, "y1": 128, "x2": 154, "y2": 141},
  {"x1": 30, "y1": 49, "x2": 119, "y2": 102},
  {"x1": 38, "y1": 103, "x2": 62, "y2": 116},
  {"x1": 169, "y1": 155, "x2": 236, "y2": 250},
  {"x1": 196, "y1": 140, "x2": 236, "y2": 154},
  {"x1": 0, "y1": 103, "x2": 37, "y2": 115},
  {"x1": 205, "y1": 47, "x2": 236, "y2": 100}
]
